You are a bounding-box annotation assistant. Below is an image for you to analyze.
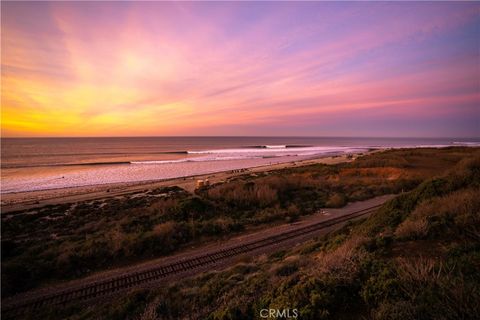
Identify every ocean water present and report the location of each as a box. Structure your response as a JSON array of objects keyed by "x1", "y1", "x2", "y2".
[{"x1": 1, "y1": 137, "x2": 479, "y2": 193}]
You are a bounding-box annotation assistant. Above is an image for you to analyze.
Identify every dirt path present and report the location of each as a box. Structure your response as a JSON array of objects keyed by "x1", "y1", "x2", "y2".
[
  {"x1": 1, "y1": 154, "x2": 356, "y2": 213},
  {"x1": 2, "y1": 194, "x2": 394, "y2": 315}
]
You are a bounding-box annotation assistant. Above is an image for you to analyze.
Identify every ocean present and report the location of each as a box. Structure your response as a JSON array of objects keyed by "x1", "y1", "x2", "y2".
[{"x1": 1, "y1": 137, "x2": 479, "y2": 193}]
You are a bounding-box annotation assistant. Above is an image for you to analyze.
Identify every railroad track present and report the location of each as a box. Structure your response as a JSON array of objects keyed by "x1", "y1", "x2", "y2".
[{"x1": 2, "y1": 203, "x2": 382, "y2": 318}]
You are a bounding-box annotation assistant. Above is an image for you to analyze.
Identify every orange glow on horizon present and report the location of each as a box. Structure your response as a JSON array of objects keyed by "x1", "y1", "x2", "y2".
[{"x1": 1, "y1": 2, "x2": 479, "y2": 137}]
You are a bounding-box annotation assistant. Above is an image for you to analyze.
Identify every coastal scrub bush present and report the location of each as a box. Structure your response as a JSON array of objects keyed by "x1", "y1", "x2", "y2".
[
  {"x1": 21, "y1": 158, "x2": 480, "y2": 320},
  {"x1": 371, "y1": 300, "x2": 419, "y2": 320},
  {"x1": 148, "y1": 197, "x2": 179, "y2": 218},
  {"x1": 325, "y1": 192, "x2": 347, "y2": 208},
  {"x1": 395, "y1": 187, "x2": 480, "y2": 240},
  {"x1": 360, "y1": 259, "x2": 402, "y2": 307},
  {"x1": 361, "y1": 156, "x2": 480, "y2": 236},
  {"x1": 393, "y1": 257, "x2": 480, "y2": 320},
  {"x1": 206, "y1": 180, "x2": 279, "y2": 208},
  {"x1": 314, "y1": 235, "x2": 367, "y2": 281},
  {"x1": 175, "y1": 197, "x2": 211, "y2": 221},
  {"x1": 274, "y1": 260, "x2": 299, "y2": 277},
  {"x1": 3, "y1": 148, "x2": 479, "y2": 299},
  {"x1": 394, "y1": 218, "x2": 428, "y2": 240}
]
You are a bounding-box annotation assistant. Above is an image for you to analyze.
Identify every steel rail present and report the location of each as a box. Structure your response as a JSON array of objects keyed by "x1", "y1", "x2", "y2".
[{"x1": 2, "y1": 204, "x2": 382, "y2": 318}]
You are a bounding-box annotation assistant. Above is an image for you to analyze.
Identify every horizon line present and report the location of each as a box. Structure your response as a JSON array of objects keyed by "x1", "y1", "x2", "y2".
[{"x1": 2, "y1": 135, "x2": 479, "y2": 140}]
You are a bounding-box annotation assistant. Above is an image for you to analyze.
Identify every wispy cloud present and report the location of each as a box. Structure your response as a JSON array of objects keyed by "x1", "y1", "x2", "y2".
[{"x1": 1, "y1": 2, "x2": 479, "y2": 137}]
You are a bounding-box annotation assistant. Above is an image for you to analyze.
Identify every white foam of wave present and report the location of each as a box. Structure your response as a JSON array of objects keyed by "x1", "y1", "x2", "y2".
[
  {"x1": 129, "y1": 146, "x2": 371, "y2": 166},
  {"x1": 5, "y1": 142, "x2": 476, "y2": 193},
  {"x1": 391, "y1": 142, "x2": 480, "y2": 149},
  {"x1": 130, "y1": 155, "x2": 265, "y2": 165},
  {"x1": 1, "y1": 156, "x2": 292, "y2": 193},
  {"x1": 125, "y1": 142, "x2": 479, "y2": 166},
  {"x1": 131, "y1": 159, "x2": 189, "y2": 164},
  {"x1": 415, "y1": 144, "x2": 456, "y2": 148},
  {"x1": 187, "y1": 146, "x2": 363, "y2": 155},
  {"x1": 453, "y1": 141, "x2": 480, "y2": 146}
]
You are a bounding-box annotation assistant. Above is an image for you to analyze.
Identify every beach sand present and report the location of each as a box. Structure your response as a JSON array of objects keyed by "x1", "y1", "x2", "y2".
[{"x1": 0, "y1": 153, "x2": 361, "y2": 213}]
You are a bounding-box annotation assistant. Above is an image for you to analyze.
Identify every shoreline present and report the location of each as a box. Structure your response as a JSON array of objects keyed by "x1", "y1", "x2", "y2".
[
  {"x1": 2, "y1": 151, "x2": 366, "y2": 195},
  {"x1": 0, "y1": 152, "x2": 364, "y2": 213}
]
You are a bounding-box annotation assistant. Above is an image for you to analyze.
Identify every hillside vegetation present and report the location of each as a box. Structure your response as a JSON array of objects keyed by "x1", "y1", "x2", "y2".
[
  {"x1": 27, "y1": 149, "x2": 480, "y2": 320},
  {"x1": 2, "y1": 147, "x2": 478, "y2": 299}
]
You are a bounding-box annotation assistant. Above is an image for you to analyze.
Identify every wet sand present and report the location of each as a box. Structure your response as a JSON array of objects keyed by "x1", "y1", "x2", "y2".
[{"x1": 0, "y1": 153, "x2": 362, "y2": 213}]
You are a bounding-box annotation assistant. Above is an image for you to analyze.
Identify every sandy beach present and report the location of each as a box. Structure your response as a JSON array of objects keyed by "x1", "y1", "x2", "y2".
[{"x1": 0, "y1": 153, "x2": 358, "y2": 213}]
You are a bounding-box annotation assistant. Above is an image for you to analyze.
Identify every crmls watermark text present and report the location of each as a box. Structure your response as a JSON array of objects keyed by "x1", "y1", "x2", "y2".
[{"x1": 260, "y1": 308, "x2": 299, "y2": 319}]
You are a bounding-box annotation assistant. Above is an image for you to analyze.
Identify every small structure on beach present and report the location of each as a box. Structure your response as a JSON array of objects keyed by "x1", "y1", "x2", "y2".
[{"x1": 195, "y1": 179, "x2": 210, "y2": 189}]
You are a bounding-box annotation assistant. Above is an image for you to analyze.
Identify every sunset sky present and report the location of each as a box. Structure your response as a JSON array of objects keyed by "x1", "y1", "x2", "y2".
[{"x1": 1, "y1": 1, "x2": 479, "y2": 137}]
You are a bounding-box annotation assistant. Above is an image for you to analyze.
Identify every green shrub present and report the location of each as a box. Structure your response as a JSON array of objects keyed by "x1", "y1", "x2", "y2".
[
  {"x1": 372, "y1": 300, "x2": 419, "y2": 320},
  {"x1": 275, "y1": 261, "x2": 299, "y2": 277},
  {"x1": 360, "y1": 259, "x2": 402, "y2": 306},
  {"x1": 325, "y1": 193, "x2": 347, "y2": 208}
]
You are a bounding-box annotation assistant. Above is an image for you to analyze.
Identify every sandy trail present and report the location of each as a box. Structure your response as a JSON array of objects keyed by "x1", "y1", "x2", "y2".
[
  {"x1": 2, "y1": 194, "x2": 393, "y2": 311},
  {"x1": 1, "y1": 153, "x2": 359, "y2": 213}
]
